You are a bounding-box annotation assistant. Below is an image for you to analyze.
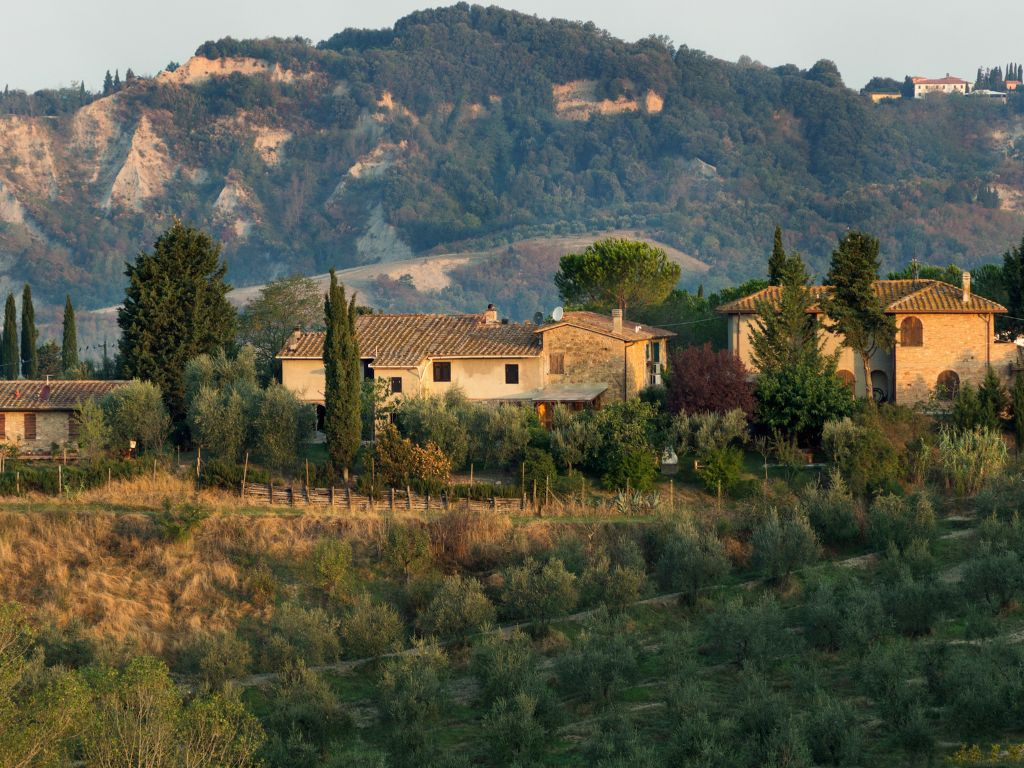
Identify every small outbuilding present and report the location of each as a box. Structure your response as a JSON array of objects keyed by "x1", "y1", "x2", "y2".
[{"x1": 0, "y1": 380, "x2": 130, "y2": 455}]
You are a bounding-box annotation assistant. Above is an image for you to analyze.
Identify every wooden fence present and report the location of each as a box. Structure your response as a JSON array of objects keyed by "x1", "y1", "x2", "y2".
[{"x1": 242, "y1": 481, "x2": 530, "y2": 515}]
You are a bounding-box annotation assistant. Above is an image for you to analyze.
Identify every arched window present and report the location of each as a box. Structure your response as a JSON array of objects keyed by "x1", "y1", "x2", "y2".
[
  {"x1": 936, "y1": 370, "x2": 960, "y2": 401},
  {"x1": 900, "y1": 316, "x2": 923, "y2": 347},
  {"x1": 837, "y1": 370, "x2": 856, "y2": 394}
]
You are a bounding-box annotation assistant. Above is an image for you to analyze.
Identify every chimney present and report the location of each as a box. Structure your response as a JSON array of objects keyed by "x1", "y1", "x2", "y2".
[
  {"x1": 962, "y1": 271, "x2": 971, "y2": 303},
  {"x1": 483, "y1": 303, "x2": 498, "y2": 323},
  {"x1": 611, "y1": 308, "x2": 623, "y2": 333}
]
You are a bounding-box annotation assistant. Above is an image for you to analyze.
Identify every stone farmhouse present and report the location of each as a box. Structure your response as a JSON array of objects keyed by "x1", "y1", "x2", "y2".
[
  {"x1": 717, "y1": 275, "x2": 1022, "y2": 405},
  {"x1": 912, "y1": 75, "x2": 970, "y2": 97},
  {"x1": 277, "y1": 305, "x2": 673, "y2": 428},
  {"x1": 0, "y1": 380, "x2": 130, "y2": 454}
]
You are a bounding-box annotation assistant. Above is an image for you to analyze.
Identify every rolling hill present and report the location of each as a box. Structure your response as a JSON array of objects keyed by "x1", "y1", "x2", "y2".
[{"x1": 2, "y1": 3, "x2": 1024, "y2": 327}]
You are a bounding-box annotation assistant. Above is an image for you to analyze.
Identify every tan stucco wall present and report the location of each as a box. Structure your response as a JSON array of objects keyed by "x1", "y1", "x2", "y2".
[
  {"x1": 541, "y1": 326, "x2": 664, "y2": 400},
  {"x1": 280, "y1": 356, "x2": 543, "y2": 404},
  {"x1": 1, "y1": 411, "x2": 73, "y2": 452},
  {"x1": 729, "y1": 310, "x2": 1010, "y2": 404},
  {"x1": 893, "y1": 313, "x2": 1000, "y2": 403}
]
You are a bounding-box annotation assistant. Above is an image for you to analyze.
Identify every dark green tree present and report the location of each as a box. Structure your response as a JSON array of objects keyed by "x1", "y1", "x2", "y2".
[
  {"x1": 1002, "y1": 232, "x2": 1024, "y2": 338},
  {"x1": 1, "y1": 295, "x2": 16, "y2": 381},
  {"x1": 61, "y1": 295, "x2": 79, "y2": 377},
  {"x1": 554, "y1": 238, "x2": 680, "y2": 313},
  {"x1": 1012, "y1": 373, "x2": 1024, "y2": 449},
  {"x1": 118, "y1": 221, "x2": 235, "y2": 421},
  {"x1": 323, "y1": 269, "x2": 361, "y2": 480},
  {"x1": 822, "y1": 232, "x2": 895, "y2": 403},
  {"x1": 767, "y1": 226, "x2": 788, "y2": 285},
  {"x1": 751, "y1": 251, "x2": 851, "y2": 439},
  {"x1": 20, "y1": 284, "x2": 36, "y2": 378},
  {"x1": 102, "y1": 70, "x2": 113, "y2": 96}
]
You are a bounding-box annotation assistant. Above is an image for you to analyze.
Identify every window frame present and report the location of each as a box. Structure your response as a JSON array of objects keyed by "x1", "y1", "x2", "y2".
[
  {"x1": 900, "y1": 316, "x2": 923, "y2": 347},
  {"x1": 505, "y1": 363, "x2": 519, "y2": 385},
  {"x1": 549, "y1": 352, "x2": 565, "y2": 375},
  {"x1": 432, "y1": 361, "x2": 452, "y2": 382},
  {"x1": 390, "y1": 376, "x2": 403, "y2": 394}
]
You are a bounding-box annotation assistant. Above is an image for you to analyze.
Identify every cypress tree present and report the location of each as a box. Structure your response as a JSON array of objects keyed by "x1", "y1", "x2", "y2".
[
  {"x1": 118, "y1": 221, "x2": 235, "y2": 421},
  {"x1": 821, "y1": 232, "x2": 896, "y2": 403},
  {"x1": 1, "y1": 295, "x2": 16, "y2": 380},
  {"x1": 20, "y1": 284, "x2": 36, "y2": 378},
  {"x1": 767, "y1": 226, "x2": 787, "y2": 285},
  {"x1": 323, "y1": 268, "x2": 362, "y2": 480},
  {"x1": 102, "y1": 70, "x2": 113, "y2": 96},
  {"x1": 61, "y1": 295, "x2": 79, "y2": 378}
]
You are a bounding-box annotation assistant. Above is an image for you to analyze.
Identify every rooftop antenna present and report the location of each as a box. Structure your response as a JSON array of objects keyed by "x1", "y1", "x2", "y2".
[{"x1": 911, "y1": 257, "x2": 921, "y2": 285}]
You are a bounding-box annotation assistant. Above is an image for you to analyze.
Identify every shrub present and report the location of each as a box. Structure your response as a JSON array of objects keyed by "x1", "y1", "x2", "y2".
[
  {"x1": 151, "y1": 499, "x2": 208, "y2": 543},
  {"x1": 584, "y1": 400, "x2": 659, "y2": 489},
  {"x1": 377, "y1": 642, "x2": 449, "y2": 767},
  {"x1": 960, "y1": 545, "x2": 1024, "y2": 612},
  {"x1": 883, "y1": 575, "x2": 947, "y2": 637},
  {"x1": 103, "y1": 380, "x2": 170, "y2": 454},
  {"x1": 268, "y1": 602, "x2": 341, "y2": 666},
  {"x1": 308, "y1": 538, "x2": 355, "y2": 602},
  {"x1": 197, "y1": 632, "x2": 252, "y2": 690},
  {"x1": 704, "y1": 595, "x2": 786, "y2": 667},
  {"x1": 482, "y1": 404, "x2": 536, "y2": 469},
  {"x1": 832, "y1": 409, "x2": 902, "y2": 497},
  {"x1": 415, "y1": 574, "x2": 495, "y2": 641},
  {"x1": 380, "y1": 521, "x2": 434, "y2": 583},
  {"x1": 393, "y1": 391, "x2": 469, "y2": 468},
  {"x1": 374, "y1": 424, "x2": 452, "y2": 493},
  {"x1": 937, "y1": 427, "x2": 1007, "y2": 496},
  {"x1": 651, "y1": 520, "x2": 730, "y2": 603},
  {"x1": 260, "y1": 660, "x2": 351, "y2": 756},
  {"x1": 925, "y1": 644, "x2": 1024, "y2": 736},
  {"x1": 600, "y1": 444, "x2": 657, "y2": 491},
  {"x1": 801, "y1": 571, "x2": 887, "y2": 652},
  {"x1": 751, "y1": 509, "x2": 819, "y2": 583},
  {"x1": 733, "y1": 675, "x2": 812, "y2": 768},
  {"x1": 482, "y1": 693, "x2": 547, "y2": 765},
  {"x1": 501, "y1": 557, "x2": 579, "y2": 631},
  {"x1": 253, "y1": 385, "x2": 315, "y2": 472},
  {"x1": 821, "y1": 417, "x2": 859, "y2": 464},
  {"x1": 521, "y1": 447, "x2": 557, "y2": 492},
  {"x1": 471, "y1": 629, "x2": 541, "y2": 708},
  {"x1": 805, "y1": 691, "x2": 861, "y2": 765},
  {"x1": 866, "y1": 493, "x2": 936, "y2": 552},
  {"x1": 555, "y1": 611, "x2": 639, "y2": 708},
  {"x1": 341, "y1": 593, "x2": 404, "y2": 659},
  {"x1": 666, "y1": 343, "x2": 754, "y2": 416},
  {"x1": 75, "y1": 398, "x2": 111, "y2": 461},
  {"x1": 802, "y1": 469, "x2": 860, "y2": 547}
]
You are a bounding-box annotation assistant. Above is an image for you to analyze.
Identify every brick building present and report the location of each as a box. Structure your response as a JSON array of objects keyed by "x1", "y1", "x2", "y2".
[
  {"x1": 276, "y1": 306, "x2": 673, "y2": 428},
  {"x1": 0, "y1": 380, "x2": 131, "y2": 454},
  {"x1": 717, "y1": 275, "x2": 1021, "y2": 404}
]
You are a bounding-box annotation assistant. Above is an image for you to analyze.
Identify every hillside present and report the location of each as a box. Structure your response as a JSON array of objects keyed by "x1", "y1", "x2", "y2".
[{"x1": 2, "y1": 4, "x2": 1024, "y2": 317}]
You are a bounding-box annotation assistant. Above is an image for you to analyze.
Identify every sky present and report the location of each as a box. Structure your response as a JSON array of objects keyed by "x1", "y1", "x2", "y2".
[{"x1": 3, "y1": 0, "x2": 1023, "y2": 93}]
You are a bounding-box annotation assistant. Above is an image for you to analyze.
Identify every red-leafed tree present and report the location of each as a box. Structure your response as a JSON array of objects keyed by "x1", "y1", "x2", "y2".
[{"x1": 667, "y1": 343, "x2": 754, "y2": 416}]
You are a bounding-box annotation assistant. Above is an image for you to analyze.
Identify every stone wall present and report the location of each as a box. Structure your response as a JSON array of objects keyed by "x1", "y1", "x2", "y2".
[
  {"x1": 893, "y1": 313, "x2": 997, "y2": 403},
  {"x1": 1, "y1": 411, "x2": 73, "y2": 452},
  {"x1": 541, "y1": 326, "x2": 662, "y2": 400}
]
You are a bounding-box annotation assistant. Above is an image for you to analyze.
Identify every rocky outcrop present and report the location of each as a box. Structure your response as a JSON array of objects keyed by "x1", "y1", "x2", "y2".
[
  {"x1": 0, "y1": 117, "x2": 60, "y2": 199},
  {"x1": 104, "y1": 116, "x2": 173, "y2": 210},
  {"x1": 155, "y1": 56, "x2": 303, "y2": 85},
  {"x1": 552, "y1": 80, "x2": 663, "y2": 120}
]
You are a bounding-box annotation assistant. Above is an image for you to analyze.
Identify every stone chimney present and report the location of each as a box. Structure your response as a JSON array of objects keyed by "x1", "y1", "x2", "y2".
[
  {"x1": 483, "y1": 303, "x2": 498, "y2": 323},
  {"x1": 962, "y1": 271, "x2": 971, "y2": 303},
  {"x1": 611, "y1": 308, "x2": 623, "y2": 333}
]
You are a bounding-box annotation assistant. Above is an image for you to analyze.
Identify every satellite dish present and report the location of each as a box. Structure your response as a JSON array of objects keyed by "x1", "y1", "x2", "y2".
[{"x1": 552, "y1": 306, "x2": 564, "y2": 322}]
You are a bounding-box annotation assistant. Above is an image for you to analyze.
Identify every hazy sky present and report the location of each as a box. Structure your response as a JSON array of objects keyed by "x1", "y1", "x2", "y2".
[{"x1": 3, "y1": 0, "x2": 1022, "y2": 93}]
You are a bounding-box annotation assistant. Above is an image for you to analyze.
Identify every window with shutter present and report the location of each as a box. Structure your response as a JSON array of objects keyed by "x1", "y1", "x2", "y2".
[
  {"x1": 549, "y1": 352, "x2": 565, "y2": 375},
  {"x1": 23, "y1": 413, "x2": 36, "y2": 441},
  {"x1": 0, "y1": 413, "x2": 6, "y2": 439},
  {"x1": 68, "y1": 413, "x2": 80, "y2": 441}
]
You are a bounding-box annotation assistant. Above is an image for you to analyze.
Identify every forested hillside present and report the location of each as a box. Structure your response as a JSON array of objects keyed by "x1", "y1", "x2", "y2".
[{"x1": 2, "y1": 3, "x2": 1024, "y2": 316}]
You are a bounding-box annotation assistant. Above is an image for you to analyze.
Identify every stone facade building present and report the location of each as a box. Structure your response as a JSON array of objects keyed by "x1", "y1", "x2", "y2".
[
  {"x1": 276, "y1": 306, "x2": 673, "y2": 428},
  {"x1": 0, "y1": 380, "x2": 130, "y2": 454},
  {"x1": 718, "y1": 275, "x2": 1022, "y2": 405}
]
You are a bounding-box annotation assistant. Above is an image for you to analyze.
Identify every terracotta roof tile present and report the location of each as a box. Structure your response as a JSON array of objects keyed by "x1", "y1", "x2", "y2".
[
  {"x1": 716, "y1": 279, "x2": 1006, "y2": 315},
  {"x1": 0, "y1": 380, "x2": 132, "y2": 411},
  {"x1": 277, "y1": 313, "x2": 541, "y2": 366},
  {"x1": 537, "y1": 311, "x2": 675, "y2": 341}
]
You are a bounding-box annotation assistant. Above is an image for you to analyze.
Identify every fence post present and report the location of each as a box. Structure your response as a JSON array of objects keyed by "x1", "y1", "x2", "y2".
[
  {"x1": 669, "y1": 479, "x2": 674, "y2": 510},
  {"x1": 532, "y1": 479, "x2": 537, "y2": 514},
  {"x1": 469, "y1": 463, "x2": 474, "y2": 485},
  {"x1": 491, "y1": 496, "x2": 496, "y2": 512},
  {"x1": 58, "y1": 464, "x2": 62, "y2": 496},
  {"x1": 241, "y1": 452, "x2": 249, "y2": 498},
  {"x1": 346, "y1": 486, "x2": 352, "y2": 513},
  {"x1": 288, "y1": 486, "x2": 294, "y2": 506},
  {"x1": 269, "y1": 481, "x2": 274, "y2": 504},
  {"x1": 390, "y1": 487, "x2": 395, "y2": 513},
  {"x1": 330, "y1": 485, "x2": 335, "y2": 507},
  {"x1": 545, "y1": 475, "x2": 550, "y2": 508},
  {"x1": 16, "y1": 471, "x2": 19, "y2": 496},
  {"x1": 425, "y1": 493, "x2": 430, "y2": 514},
  {"x1": 107, "y1": 467, "x2": 112, "y2": 491},
  {"x1": 196, "y1": 446, "x2": 201, "y2": 480},
  {"x1": 406, "y1": 485, "x2": 412, "y2": 511}
]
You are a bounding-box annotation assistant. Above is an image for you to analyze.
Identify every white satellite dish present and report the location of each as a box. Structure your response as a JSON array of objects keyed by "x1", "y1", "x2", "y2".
[
  {"x1": 1016, "y1": 336, "x2": 1024, "y2": 348},
  {"x1": 552, "y1": 306, "x2": 564, "y2": 322}
]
